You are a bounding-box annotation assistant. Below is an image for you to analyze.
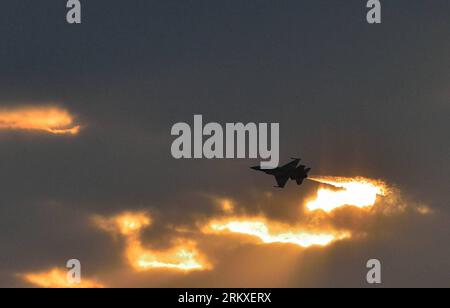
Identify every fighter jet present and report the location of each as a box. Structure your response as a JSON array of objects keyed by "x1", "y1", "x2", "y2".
[{"x1": 251, "y1": 158, "x2": 311, "y2": 188}]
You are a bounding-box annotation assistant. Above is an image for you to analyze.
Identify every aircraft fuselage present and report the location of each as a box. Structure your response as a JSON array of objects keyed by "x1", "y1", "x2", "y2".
[{"x1": 251, "y1": 158, "x2": 311, "y2": 188}]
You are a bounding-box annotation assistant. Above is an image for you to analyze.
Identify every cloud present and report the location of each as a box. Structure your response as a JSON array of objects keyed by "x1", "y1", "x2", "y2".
[
  {"x1": 12, "y1": 174, "x2": 435, "y2": 287},
  {"x1": 92, "y1": 175, "x2": 433, "y2": 281},
  {"x1": 94, "y1": 212, "x2": 211, "y2": 272},
  {"x1": 203, "y1": 217, "x2": 350, "y2": 248},
  {"x1": 0, "y1": 106, "x2": 80, "y2": 135},
  {"x1": 21, "y1": 268, "x2": 104, "y2": 288}
]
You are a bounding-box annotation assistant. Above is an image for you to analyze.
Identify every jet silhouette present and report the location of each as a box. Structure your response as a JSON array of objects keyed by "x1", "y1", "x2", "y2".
[{"x1": 251, "y1": 158, "x2": 311, "y2": 188}]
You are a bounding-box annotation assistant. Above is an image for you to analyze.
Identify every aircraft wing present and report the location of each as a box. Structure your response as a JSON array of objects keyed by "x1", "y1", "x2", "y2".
[
  {"x1": 274, "y1": 175, "x2": 289, "y2": 188},
  {"x1": 280, "y1": 159, "x2": 300, "y2": 170}
]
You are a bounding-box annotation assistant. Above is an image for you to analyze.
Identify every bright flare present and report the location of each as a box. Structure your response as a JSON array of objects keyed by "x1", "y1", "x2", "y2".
[
  {"x1": 205, "y1": 218, "x2": 350, "y2": 248},
  {"x1": 22, "y1": 268, "x2": 104, "y2": 288},
  {"x1": 306, "y1": 176, "x2": 389, "y2": 213},
  {"x1": 0, "y1": 106, "x2": 80, "y2": 135},
  {"x1": 95, "y1": 212, "x2": 209, "y2": 272}
]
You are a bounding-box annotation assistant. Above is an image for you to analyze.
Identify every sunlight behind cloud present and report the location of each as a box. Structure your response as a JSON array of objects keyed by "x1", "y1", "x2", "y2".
[
  {"x1": 306, "y1": 176, "x2": 389, "y2": 213},
  {"x1": 95, "y1": 212, "x2": 210, "y2": 272},
  {"x1": 204, "y1": 217, "x2": 351, "y2": 248},
  {"x1": 22, "y1": 268, "x2": 104, "y2": 288},
  {"x1": 0, "y1": 106, "x2": 80, "y2": 135}
]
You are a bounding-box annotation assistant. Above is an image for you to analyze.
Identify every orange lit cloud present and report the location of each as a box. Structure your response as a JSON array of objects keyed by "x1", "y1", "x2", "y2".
[
  {"x1": 95, "y1": 212, "x2": 151, "y2": 236},
  {"x1": 306, "y1": 176, "x2": 389, "y2": 213},
  {"x1": 204, "y1": 217, "x2": 351, "y2": 248},
  {"x1": 126, "y1": 239, "x2": 208, "y2": 271},
  {"x1": 35, "y1": 174, "x2": 426, "y2": 286},
  {"x1": 415, "y1": 205, "x2": 433, "y2": 215},
  {"x1": 213, "y1": 197, "x2": 235, "y2": 214},
  {"x1": 201, "y1": 176, "x2": 428, "y2": 249},
  {"x1": 22, "y1": 268, "x2": 104, "y2": 288},
  {"x1": 94, "y1": 212, "x2": 210, "y2": 272},
  {"x1": 0, "y1": 106, "x2": 80, "y2": 135}
]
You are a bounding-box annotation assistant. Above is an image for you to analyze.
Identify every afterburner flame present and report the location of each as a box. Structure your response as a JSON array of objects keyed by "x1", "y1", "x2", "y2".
[
  {"x1": 306, "y1": 176, "x2": 389, "y2": 213},
  {"x1": 0, "y1": 106, "x2": 80, "y2": 135},
  {"x1": 95, "y1": 212, "x2": 209, "y2": 272},
  {"x1": 22, "y1": 268, "x2": 104, "y2": 288},
  {"x1": 205, "y1": 218, "x2": 350, "y2": 248}
]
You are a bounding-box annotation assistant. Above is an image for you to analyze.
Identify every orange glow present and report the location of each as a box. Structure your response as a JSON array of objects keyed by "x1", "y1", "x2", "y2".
[
  {"x1": 95, "y1": 212, "x2": 210, "y2": 272},
  {"x1": 204, "y1": 217, "x2": 350, "y2": 248},
  {"x1": 126, "y1": 239, "x2": 208, "y2": 272},
  {"x1": 95, "y1": 212, "x2": 152, "y2": 236},
  {"x1": 306, "y1": 176, "x2": 389, "y2": 213},
  {"x1": 218, "y1": 198, "x2": 235, "y2": 214},
  {"x1": 416, "y1": 205, "x2": 433, "y2": 215},
  {"x1": 0, "y1": 106, "x2": 80, "y2": 135},
  {"x1": 22, "y1": 268, "x2": 104, "y2": 288}
]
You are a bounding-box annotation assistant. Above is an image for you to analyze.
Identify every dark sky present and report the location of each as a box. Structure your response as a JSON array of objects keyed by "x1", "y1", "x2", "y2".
[{"x1": 0, "y1": 0, "x2": 449, "y2": 287}]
